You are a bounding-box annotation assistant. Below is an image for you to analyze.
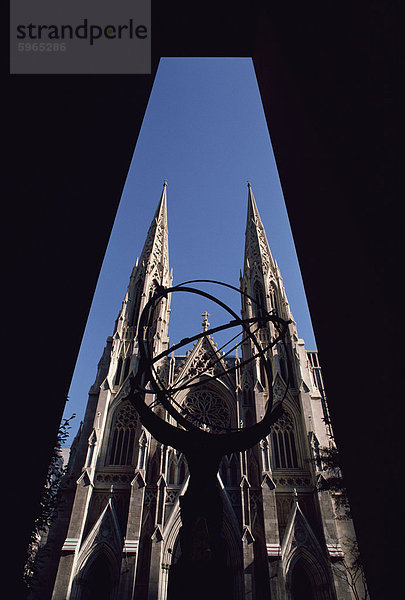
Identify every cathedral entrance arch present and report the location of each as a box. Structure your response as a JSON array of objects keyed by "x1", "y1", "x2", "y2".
[
  {"x1": 71, "y1": 545, "x2": 119, "y2": 600},
  {"x1": 162, "y1": 503, "x2": 244, "y2": 600},
  {"x1": 291, "y1": 561, "x2": 314, "y2": 600},
  {"x1": 285, "y1": 549, "x2": 335, "y2": 600}
]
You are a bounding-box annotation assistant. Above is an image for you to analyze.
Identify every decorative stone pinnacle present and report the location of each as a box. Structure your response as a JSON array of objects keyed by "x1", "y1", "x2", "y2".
[{"x1": 201, "y1": 311, "x2": 210, "y2": 332}]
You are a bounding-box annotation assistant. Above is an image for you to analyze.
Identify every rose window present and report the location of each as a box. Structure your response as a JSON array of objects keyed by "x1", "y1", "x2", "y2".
[{"x1": 181, "y1": 388, "x2": 230, "y2": 431}]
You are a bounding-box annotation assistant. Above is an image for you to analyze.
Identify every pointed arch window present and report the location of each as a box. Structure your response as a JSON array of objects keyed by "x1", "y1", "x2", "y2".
[
  {"x1": 220, "y1": 453, "x2": 240, "y2": 486},
  {"x1": 242, "y1": 371, "x2": 254, "y2": 406},
  {"x1": 241, "y1": 284, "x2": 250, "y2": 318},
  {"x1": 148, "y1": 280, "x2": 157, "y2": 302},
  {"x1": 146, "y1": 279, "x2": 161, "y2": 339},
  {"x1": 108, "y1": 402, "x2": 138, "y2": 466},
  {"x1": 253, "y1": 280, "x2": 265, "y2": 317},
  {"x1": 168, "y1": 460, "x2": 177, "y2": 485},
  {"x1": 137, "y1": 430, "x2": 148, "y2": 470},
  {"x1": 129, "y1": 280, "x2": 144, "y2": 328},
  {"x1": 114, "y1": 355, "x2": 131, "y2": 388},
  {"x1": 260, "y1": 438, "x2": 270, "y2": 472},
  {"x1": 122, "y1": 356, "x2": 131, "y2": 381},
  {"x1": 113, "y1": 357, "x2": 123, "y2": 387},
  {"x1": 271, "y1": 410, "x2": 299, "y2": 469},
  {"x1": 167, "y1": 452, "x2": 187, "y2": 485},
  {"x1": 270, "y1": 283, "x2": 278, "y2": 314}
]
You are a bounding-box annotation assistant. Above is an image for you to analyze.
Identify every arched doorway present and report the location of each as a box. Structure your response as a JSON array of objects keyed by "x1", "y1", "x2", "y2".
[
  {"x1": 164, "y1": 506, "x2": 244, "y2": 600},
  {"x1": 166, "y1": 520, "x2": 234, "y2": 600},
  {"x1": 286, "y1": 549, "x2": 335, "y2": 600},
  {"x1": 291, "y1": 561, "x2": 314, "y2": 600},
  {"x1": 75, "y1": 551, "x2": 116, "y2": 600}
]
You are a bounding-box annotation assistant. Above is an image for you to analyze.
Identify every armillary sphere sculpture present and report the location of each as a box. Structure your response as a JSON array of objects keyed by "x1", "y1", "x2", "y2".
[{"x1": 123, "y1": 280, "x2": 291, "y2": 598}]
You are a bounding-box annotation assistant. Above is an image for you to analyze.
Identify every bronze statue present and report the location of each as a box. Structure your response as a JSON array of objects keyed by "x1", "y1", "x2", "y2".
[{"x1": 124, "y1": 281, "x2": 290, "y2": 598}]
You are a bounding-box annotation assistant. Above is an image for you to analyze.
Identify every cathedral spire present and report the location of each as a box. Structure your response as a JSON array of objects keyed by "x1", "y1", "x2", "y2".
[
  {"x1": 243, "y1": 183, "x2": 274, "y2": 279},
  {"x1": 138, "y1": 180, "x2": 169, "y2": 280},
  {"x1": 107, "y1": 184, "x2": 172, "y2": 389},
  {"x1": 114, "y1": 183, "x2": 171, "y2": 340},
  {"x1": 246, "y1": 181, "x2": 261, "y2": 224}
]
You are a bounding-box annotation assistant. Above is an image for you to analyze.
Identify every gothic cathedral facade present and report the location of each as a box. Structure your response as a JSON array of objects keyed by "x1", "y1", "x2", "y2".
[{"x1": 34, "y1": 184, "x2": 364, "y2": 599}]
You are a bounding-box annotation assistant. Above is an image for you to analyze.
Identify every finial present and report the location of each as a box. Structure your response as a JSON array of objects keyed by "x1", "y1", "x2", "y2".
[
  {"x1": 293, "y1": 488, "x2": 299, "y2": 503},
  {"x1": 201, "y1": 311, "x2": 210, "y2": 332},
  {"x1": 163, "y1": 180, "x2": 167, "y2": 187},
  {"x1": 109, "y1": 484, "x2": 114, "y2": 499},
  {"x1": 247, "y1": 180, "x2": 251, "y2": 188}
]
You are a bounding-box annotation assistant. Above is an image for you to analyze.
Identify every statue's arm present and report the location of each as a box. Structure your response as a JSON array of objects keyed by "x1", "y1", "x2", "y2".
[
  {"x1": 129, "y1": 390, "x2": 189, "y2": 453},
  {"x1": 218, "y1": 402, "x2": 284, "y2": 455}
]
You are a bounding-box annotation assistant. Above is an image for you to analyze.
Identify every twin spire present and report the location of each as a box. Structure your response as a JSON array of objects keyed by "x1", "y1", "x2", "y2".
[
  {"x1": 114, "y1": 180, "x2": 280, "y2": 348},
  {"x1": 131, "y1": 180, "x2": 275, "y2": 302},
  {"x1": 138, "y1": 180, "x2": 272, "y2": 275}
]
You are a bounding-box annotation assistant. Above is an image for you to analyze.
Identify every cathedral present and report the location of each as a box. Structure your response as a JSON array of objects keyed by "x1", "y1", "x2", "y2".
[{"x1": 33, "y1": 183, "x2": 365, "y2": 599}]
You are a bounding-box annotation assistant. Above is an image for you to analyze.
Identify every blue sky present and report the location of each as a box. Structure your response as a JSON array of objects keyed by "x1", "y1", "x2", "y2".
[{"x1": 62, "y1": 57, "x2": 317, "y2": 445}]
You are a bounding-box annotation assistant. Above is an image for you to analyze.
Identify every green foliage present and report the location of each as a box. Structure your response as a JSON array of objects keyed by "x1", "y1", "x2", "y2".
[
  {"x1": 318, "y1": 445, "x2": 351, "y2": 519},
  {"x1": 319, "y1": 447, "x2": 369, "y2": 598},
  {"x1": 333, "y1": 537, "x2": 370, "y2": 600},
  {"x1": 23, "y1": 414, "x2": 75, "y2": 593}
]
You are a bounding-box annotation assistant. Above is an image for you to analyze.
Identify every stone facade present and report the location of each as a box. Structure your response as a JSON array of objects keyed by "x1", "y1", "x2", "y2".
[{"x1": 34, "y1": 184, "x2": 364, "y2": 599}]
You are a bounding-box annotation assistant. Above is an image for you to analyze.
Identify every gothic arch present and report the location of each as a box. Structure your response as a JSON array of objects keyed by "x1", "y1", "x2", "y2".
[
  {"x1": 269, "y1": 280, "x2": 279, "y2": 313},
  {"x1": 270, "y1": 404, "x2": 301, "y2": 469},
  {"x1": 128, "y1": 278, "x2": 144, "y2": 328},
  {"x1": 241, "y1": 283, "x2": 250, "y2": 317},
  {"x1": 252, "y1": 279, "x2": 265, "y2": 314},
  {"x1": 113, "y1": 357, "x2": 123, "y2": 387},
  {"x1": 71, "y1": 543, "x2": 120, "y2": 600},
  {"x1": 285, "y1": 547, "x2": 335, "y2": 600},
  {"x1": 219, "y1": 452, "x2": 240, "y2": 487},
  {"x1": 136, "y1": 428, "x2": 149, "y2": 470},
  {"x1": 161, "y1": 494, "x2": 244, "y2": 600},
  {"x1": 102, "y1": 399, "x2": 140, "y2": 467},
  {"x1": 167, "y1": 449, "x2": 188, "y2": 486},
  {"x1": 241, "y1": 369, "x2": 254, "y2": 406},
  {"x1": 174, "y1": 378, "x2": 238, "y2": 431}
]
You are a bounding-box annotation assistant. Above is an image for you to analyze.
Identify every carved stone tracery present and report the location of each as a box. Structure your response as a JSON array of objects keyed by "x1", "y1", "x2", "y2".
[
  {"x1": 182, "y1": 388, "x2": 231, "y2": 431},
  {"x1": 273, "y1": 410, "x2": 294, "y2": 433}
]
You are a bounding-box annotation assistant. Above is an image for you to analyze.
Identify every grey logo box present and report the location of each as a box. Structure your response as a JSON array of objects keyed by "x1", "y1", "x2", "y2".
[{"x1": 10, "y1": 0, "x2": 151, "y2": 74}]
